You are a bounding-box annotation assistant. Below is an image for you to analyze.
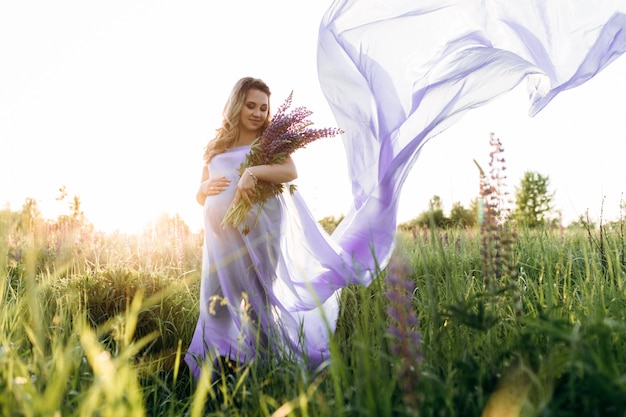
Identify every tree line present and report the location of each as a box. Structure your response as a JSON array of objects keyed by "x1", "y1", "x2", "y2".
[
  {"x1": 399, "y1": 170, "x2": 558, "y2": 231},
  {"x1": 6, "y1": 169, "x2": 621, "y2": 239}
]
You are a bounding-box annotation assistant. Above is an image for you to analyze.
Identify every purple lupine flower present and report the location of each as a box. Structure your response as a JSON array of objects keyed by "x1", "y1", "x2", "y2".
[
  {"x1": 385, "y1": 252, "x2": 423, "y2": 414},
  {"x1": 476, "y1": 133, "x2": 520, "y2": 315}
]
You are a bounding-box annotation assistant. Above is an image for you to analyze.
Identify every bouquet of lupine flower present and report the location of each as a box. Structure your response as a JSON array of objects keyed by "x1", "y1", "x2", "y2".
[{"x1": 222, "y1": 92, "x2": 343, "y2": 234}]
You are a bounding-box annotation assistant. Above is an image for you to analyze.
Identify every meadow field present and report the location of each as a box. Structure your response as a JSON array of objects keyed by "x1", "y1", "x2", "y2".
[{"x1": 1, "y1": 205, "x2": 625, "y2": 416}]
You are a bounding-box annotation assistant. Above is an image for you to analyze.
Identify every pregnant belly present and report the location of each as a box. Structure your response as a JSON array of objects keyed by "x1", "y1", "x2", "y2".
[
  {"x1": 204, "y1": 187, "x2": 282, "y2": 233},
  {"x1": 204, "y1": 188, "x2": 236, "y2": 231}
]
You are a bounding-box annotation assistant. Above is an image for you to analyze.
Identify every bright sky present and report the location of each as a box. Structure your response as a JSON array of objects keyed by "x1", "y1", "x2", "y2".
[{"x1": 1, "y1": 1, "x2": 624, "y2": 233}]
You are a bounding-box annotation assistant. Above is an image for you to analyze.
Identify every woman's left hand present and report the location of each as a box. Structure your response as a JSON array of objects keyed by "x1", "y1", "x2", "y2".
[{"x1": 234, "y1": 169, "x2": 256, "y2": 206}]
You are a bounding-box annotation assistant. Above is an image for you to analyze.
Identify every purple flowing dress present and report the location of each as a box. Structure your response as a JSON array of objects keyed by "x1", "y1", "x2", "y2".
[
  {"x1": 187, "y1": 0, "x2": 626, "y2": 377},
  {"x1": 185, "y1": 145, "x2": 352, "y2": 377}
]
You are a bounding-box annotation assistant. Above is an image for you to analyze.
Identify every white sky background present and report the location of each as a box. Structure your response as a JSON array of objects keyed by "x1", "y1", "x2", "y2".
[{"x1": 1, "y1": 1, "x2": 624, "y2": 233}]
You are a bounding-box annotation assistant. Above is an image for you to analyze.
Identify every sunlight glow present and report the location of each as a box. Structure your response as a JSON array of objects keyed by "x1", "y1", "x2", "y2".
[{"x1": 1, "y1": 1, "x2": 624, "y2": 234}]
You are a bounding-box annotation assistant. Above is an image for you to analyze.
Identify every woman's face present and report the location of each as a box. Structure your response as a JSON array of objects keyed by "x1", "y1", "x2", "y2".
[{"x1": 239, "y1": 88, "x2": 269, "y2": 135}]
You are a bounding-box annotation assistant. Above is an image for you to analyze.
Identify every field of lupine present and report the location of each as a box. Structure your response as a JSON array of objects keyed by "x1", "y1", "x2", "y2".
[{"x1": 1, "y1": 201, "x2": 625, "y2": 416}]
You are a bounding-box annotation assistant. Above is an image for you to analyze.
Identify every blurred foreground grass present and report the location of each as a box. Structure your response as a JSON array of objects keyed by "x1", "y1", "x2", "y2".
[{"x1": 1, "y1": 206, "x2": 626, "y2": 416}]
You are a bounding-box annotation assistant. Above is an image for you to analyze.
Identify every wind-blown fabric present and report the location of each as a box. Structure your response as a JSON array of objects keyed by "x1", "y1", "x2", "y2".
[
  {"x1": 318, "y1": 0, "x2": 626, "y2": 284},
  {"x1": 186, "y1": 1, "x2": 626, "y2": 374}
]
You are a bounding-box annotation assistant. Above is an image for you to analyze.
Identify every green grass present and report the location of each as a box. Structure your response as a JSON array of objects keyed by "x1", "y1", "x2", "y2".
[{"x1": 2, "y1": 209, "x2": 626, "y2": 416}]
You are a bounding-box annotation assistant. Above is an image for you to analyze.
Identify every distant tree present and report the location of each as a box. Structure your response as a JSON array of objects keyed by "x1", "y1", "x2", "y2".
[
  {"x1": 55, "y1": 187, "x2": 91, "y2": 233},
  {"x1": 449, "y1": 201, "x2": 476, "y2": 228},
  {"x1": 69, "y1": 196, "x2": 83, "y2": 222},
  {"x1": 468, "y1": 198, "x2": 480, "y2": 225},
  {"x1": 429, "y1": 195, "x2": 443, "y2": 211},
  {"x1": 511, "y1": 171, "x2": 554, "y2": 228},
  {"x1": 413, "y1": 195, "x2": 448, "y2": 228},
  {"x1": 152, "y1": 213, "x2": 191, "y2": 239},
  {"x1": 567, "y1": 213, "x2": 596, "y2": 230},
  {"x1": 400, "y1": 198, "x2": 477, "y2": 231},
  {"x1": 19, "y1": 197, "x2": 41, "y2": 231},
  {"x1": 58, "y1": 196, "x2": 85, "y2": 225}
]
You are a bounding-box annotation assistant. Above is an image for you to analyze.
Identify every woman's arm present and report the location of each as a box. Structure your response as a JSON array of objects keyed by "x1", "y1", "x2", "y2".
[
  {"x1": 235, "y1": 156, "x2": 298, "y2": 206},
  {"x1": 195, "y1": 165, "x2": 210, "y2": 206},
  {"x1": 196, "y1": 164, "x2": 231, "y2": 206},
  {"x1": 246, "y1": 155, "x2": 297, "y2": 184}
]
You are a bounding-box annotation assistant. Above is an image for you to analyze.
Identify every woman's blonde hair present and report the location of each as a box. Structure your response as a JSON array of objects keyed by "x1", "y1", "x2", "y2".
[{"x1": 203, "y1": 77, "x2": 271, "y2": 163}]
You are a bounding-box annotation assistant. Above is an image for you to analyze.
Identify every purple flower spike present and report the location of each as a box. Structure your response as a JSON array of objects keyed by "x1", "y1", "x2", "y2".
[{"x1": 384, "y1": 251, "x2": 422, "y2": 413}]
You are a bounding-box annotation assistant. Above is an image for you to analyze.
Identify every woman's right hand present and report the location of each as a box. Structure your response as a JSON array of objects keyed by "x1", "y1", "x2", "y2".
[{"x1": 200, "y1": 176, "x2": 231, "y2": 197}]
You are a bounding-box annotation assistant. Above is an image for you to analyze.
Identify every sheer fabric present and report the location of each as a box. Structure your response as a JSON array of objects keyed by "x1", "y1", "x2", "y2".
[
  {"x1": 186, "y1": 1, "x2": 626, "y2": 374},
  {"x1": 317, "y1": 0, "x2": 626, "y2": 292}
]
